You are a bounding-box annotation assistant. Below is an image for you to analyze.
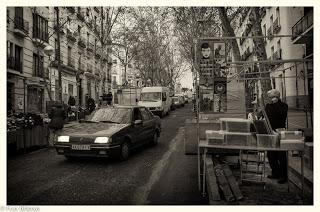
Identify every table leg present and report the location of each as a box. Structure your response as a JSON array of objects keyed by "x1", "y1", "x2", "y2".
[
  {"x1": 202, "y1": 148, "x2": 207, "y2": 197},
  {"x1": 198, "y1": 146, "x2": 201, "y2": 191},
  {"x1": 287, "y1": 151, "x2": 289, "y2": 192},
  {"x1": 240, "y1": 150, "x2": 242, "y2": 184},
  {"x1": 301, "y1": 150, "x2": 304, "y2": 200}
]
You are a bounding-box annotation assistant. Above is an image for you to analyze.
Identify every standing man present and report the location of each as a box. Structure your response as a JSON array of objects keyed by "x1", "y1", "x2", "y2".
[
  {"x1": 264, "y1": 89, "x2": 288, "y2": 184},
  {"x1": 48, "y1": 103, "x2": 67, "y2": 146}
]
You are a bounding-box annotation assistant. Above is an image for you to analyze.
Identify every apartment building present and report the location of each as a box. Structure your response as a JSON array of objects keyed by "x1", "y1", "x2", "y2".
[
  {"x1": 235, "y1": 7, "x2": 313, "y2": 109},
  {"x1": 7, "y1": 6, "x2": 113, "y2": 114}
]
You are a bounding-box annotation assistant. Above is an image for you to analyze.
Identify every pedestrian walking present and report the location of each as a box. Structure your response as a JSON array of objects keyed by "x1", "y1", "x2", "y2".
[
  {"x1": 86, "y1": 94, "x2": 96, "y2": 113},
  {"x1": 264, "y1": 89, "x2": 288, "y2": 184},
  {"x1": 48, "y1": 103, "x2": 67, "y2": 146}
]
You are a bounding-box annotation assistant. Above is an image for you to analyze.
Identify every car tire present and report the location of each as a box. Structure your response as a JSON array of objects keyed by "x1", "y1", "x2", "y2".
[
  {"x1": 150, "y1": 132, "x2": 159, "y2": 146},
  {"x1": 64, "y1": 155, "x2": 76, "y2": 160},
  {"x1": 119, "y1": 142, "x2": 130, "y2": 161}
]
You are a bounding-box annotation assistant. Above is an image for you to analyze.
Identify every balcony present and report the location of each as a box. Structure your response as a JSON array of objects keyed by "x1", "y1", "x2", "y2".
[
  {"x1": 77, "y1": 12, "x2": 85, "y2": 22},
  {"x1": 32, "y1": 27, "x2": 49, "y2": 44},
  {"x1": 292, "y1": 9, "x2": 313, "y2": 44},
  {"x1": 54, "y1": 24, "x2": 65, "y2": 35},
  {"x1": 14, "y1": 17, "x2": 29, "y2": 37},
  {"x1": 66, "y1": 28, "x2": 77, "y2": 43},
  {"x1": 273, "y1": 17, "x2": 281, "y2": 34},
  {"x1": 94, "y1": 7, "x2": 100, "y2": 13},
  {"x1": 273, "y1": 49, "x2": 282, "y2": 60},
  {"x1": 259, "y1": 7, "x2": 266, "y2": 17},
  {"x1": 67, "y1": 7, "x2": 75, "y2": 13},
  {"x1": 87, "y1": 64, "x2": 93, "y2": 73},
  {"x1": 267, "y1": 27, "x2": 273, "y2": 40},
  {"x1": 78, "y1": 62, "x2": 85, "y2": 73},
  {"x1": 7, "y1": 56, "x2": 22, "y2": 72},
  {"x1": 87, "y1": 42, "x2": 94, "y2": 53},
  {"x1": 68, "y1": 57, "x2": 75, "y2": 68},
  {"x1": 95, "y1": 48, "x2": 101, "y2": 60},
  {"x1": 78, "y1": 37, "x2": 86, "y2": 48}
]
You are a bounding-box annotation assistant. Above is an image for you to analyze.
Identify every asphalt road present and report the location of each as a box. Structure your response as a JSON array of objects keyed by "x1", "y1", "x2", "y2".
[{"x1": 7, "y1": 103, "x2": 206, "y2": 205}]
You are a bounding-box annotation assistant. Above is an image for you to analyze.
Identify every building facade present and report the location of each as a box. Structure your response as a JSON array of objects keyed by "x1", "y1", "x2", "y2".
[
  {"x1": 234, "y1": 7, "x2": 313, "y2": 109},
  {"x1": 7, "y1": 6, "x2": 113, "y2": 114}
]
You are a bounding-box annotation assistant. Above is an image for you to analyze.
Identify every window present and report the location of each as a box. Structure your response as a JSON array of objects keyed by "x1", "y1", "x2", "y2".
[
  {"x1": 271, "y1": 46, "x2": 274, "y2": 59},
  {"x1": 270, "y1": 15, "x2": 273, "y2": 30},
  {"x1": 27, "y1": 88, "x2": 43, "y2": 113},
  {"x1": 7, "y1": 41, "x2": 13, "y2": 58},
  {"x1": 68, "y1": 84, "x2": 74, "y2": 96},
  {"x1": 68, "y1": 46, "x2": 72, "y2": 59},
  {"x1": 15, "y1": 7, "x2": 23, "y2": 19},
  {"x1": 87, "y1": 80, "x2": 91, "y2": 97},
  {"x1": 140, "y1": 107, "x2": 152, "y2": 121},
  {"x1": 33, "y1": 53, "x2": 44, "y2": 77},
  {"x1": 33, "y1": 13, "x2": 48, "y2": 42}
]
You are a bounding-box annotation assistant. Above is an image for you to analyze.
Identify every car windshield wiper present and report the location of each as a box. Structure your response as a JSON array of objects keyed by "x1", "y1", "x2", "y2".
[{"x1": 99, "y1": 120, "x2": 120, "y2": 124}]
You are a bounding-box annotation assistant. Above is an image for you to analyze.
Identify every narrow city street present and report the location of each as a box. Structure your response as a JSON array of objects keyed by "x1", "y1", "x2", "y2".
[{"x1": 7, "y1": 104, "x2": 205, "y2": 205}]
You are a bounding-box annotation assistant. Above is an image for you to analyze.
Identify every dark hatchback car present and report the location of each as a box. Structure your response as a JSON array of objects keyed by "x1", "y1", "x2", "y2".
[{"x1": 54, "y1": 105, "x2": 161, "y2": 161}]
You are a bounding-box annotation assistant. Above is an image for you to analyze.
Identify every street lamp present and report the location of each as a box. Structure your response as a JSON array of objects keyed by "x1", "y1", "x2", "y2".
[{"x1": 44, "y1": 45, "x2": 55, "y2": 102}]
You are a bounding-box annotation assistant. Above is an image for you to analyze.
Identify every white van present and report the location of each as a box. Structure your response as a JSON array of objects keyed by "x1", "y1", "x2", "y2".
[{"x1": 138, "y1": 87, "x2": 171, "y2": 118}]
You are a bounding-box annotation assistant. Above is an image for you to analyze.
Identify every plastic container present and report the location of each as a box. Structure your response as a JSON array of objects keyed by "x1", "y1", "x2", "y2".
[
  {"x1": 224, "y1": 132, "x2": 253, "y2": 146},
  {"x1": 278, "y1": 130, "x2": 303, "y2": 140},
  {"x1": 220, "y1": 118, "x2": 252, "y2": 133},
  {"x1": 206, "y1": 130, "x2": 225, "y2": 145},
  {"x1": 256, "y1": 134, "x2": 279, "y2": 148},
  {"x1": 280, "y1": 139, "x2": 304, "y2": 150}
]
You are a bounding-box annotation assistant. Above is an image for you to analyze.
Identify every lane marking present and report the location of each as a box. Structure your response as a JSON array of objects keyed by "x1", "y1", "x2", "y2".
[{"x1": 131, "y1": 127, "x2": 184, "y2": 204}]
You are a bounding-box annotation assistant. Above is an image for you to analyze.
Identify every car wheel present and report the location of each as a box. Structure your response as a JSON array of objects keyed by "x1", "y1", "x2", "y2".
[
  {"x1": 150, "y1": 132, "x2": 158, "y2": 146},
  {"x1": 119, "y1": 142, "x2": 130, "y2": 161},
  {"x1": 64, "y1": 155, "x2": 76, "y2": 160}
]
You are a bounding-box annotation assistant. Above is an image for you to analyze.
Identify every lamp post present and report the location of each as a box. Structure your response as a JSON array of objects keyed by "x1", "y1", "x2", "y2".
[{"x1": 44, "y1": 45, "x2": 55, "y2": 102}]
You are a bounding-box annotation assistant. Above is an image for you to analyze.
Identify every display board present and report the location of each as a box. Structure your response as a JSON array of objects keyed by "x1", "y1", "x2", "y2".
[{"x1": 197, "y1": 39, "x2": 227, "y2": 113}]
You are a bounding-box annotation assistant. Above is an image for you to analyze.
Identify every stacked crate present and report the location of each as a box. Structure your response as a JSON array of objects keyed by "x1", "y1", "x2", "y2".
[{"x1": 220, "y1": 118, "x2": 253, "y2": 146}]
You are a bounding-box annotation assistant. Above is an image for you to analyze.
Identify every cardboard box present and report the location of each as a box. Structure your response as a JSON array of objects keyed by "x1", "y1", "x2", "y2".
[{"x1": 220, "y1": 118, "x2": 252, "y2": 133}]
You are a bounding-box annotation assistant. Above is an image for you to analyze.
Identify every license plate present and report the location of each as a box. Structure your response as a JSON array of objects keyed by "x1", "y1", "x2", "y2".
[{"x1": 71, "y1": 144, "x2": 91, "y2": 150}]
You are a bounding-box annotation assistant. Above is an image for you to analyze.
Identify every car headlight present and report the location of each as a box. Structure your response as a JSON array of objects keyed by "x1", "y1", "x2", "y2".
[
  {"x1": 94, "y1": 137, "x2": 111, "y2": 144},
  {"x1": 57, "y1": 136, "x2": 69, "y2": 143}
]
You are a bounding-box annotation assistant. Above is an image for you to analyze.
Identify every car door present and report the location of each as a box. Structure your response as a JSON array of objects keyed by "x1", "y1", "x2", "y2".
[
  {"x1": 131, "y1": 107, "x2": 145, "y2": 146},
  {"x1": 140, "y1": 107, "x2": 155, "y2": 142}
]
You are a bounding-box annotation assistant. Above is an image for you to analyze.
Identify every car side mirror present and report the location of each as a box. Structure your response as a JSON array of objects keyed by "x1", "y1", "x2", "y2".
[{"x1": 134, "y1": 120, "x2": 143, "y2": 125}]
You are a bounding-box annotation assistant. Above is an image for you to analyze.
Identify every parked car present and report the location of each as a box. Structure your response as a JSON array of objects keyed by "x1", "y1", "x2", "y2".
[
  {"x1": 175, "y1": 94, "x2": 185, "y2": 107},
  {"x1": 172, "y1": 96, "x2": 181, "y2": 108},
  {"x1": 54, "y1": 105, "x2": 161, "y2": 161},
  {"x1": 170, "y1": 97, "x2": 176, "y2": 111}
]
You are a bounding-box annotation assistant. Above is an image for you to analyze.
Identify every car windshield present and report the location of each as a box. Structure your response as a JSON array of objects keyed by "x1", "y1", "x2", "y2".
[
  {"x1": 140, "y1": 92, "x2": 161, "y2": 101},
  {"x1": 86, "y1": 108, "x2": 131, "y2": 124}
]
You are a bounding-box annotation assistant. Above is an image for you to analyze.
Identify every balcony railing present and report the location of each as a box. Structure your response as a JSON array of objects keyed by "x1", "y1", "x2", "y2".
[
  {"x1": 66, "y1": 28, "x2": 77, "y2": 42},
  {"x1": 67, "y1": 7, "x2": 75, "y2": 13},
  {"x1": 273, "y1": 49, "x2": 282, "y2": 60},
  {"x1": 14, "y1": 17, "x2": 29, "y2": 35},
  {"x1": 267, "y1": 27, "x2": 273, "y2": 40},
  {"x1": 33, "y1": 27, "x2": 49, "y2": 43},
  {"x1": 292, "y1": 9, "x2": 313, "y2": 40},
  {"x1": 87, "y1": 64, "x2": 93, "y2": 73},
  {"x1": 68, "y1": 57, "x2": 75, "y2": 68},
  {"x1": 78, "y1": 37, "x2": 86, "y2": 48},
  {"x1": 7, "y1": 56, "x2": 22, "y2": 72},
  {"x1": 77, "y1": 12, "x2": 85, "y2": 21},
  {"x1": 273, "y1": 17, "x2": 281, "y2": 34},
  {"x1": 94, "y1": 7, "x2": 100, "y2": 13},
  {"x1": 87, "y1": 42, "x2": 94, "y2": 52},
  {"x1": 78, "y1": 62, "x2": 85, "y2": 72},
  {"x1": 259, "y1": 7, "x2": 266, "y2": 17}
]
